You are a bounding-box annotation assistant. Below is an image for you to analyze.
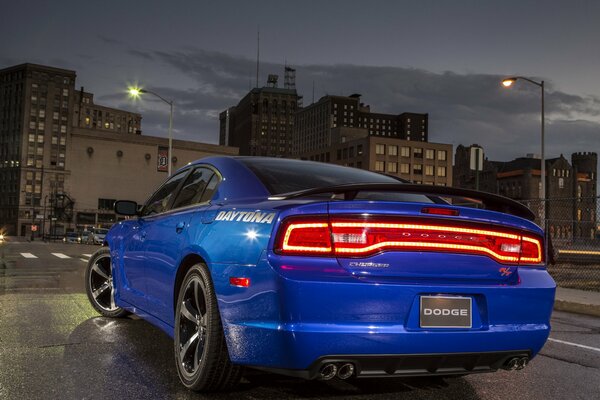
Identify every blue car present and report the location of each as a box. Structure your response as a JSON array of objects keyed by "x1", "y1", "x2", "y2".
[{"x1": 85, "y1": 157, "x2": 555, "y2": 392}]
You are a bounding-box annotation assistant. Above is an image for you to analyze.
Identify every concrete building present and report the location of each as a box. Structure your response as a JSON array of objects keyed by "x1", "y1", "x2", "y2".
[
  {"x1": 67, "y1": 128, "x2": 236, "y2": 231},
  {"x1": 300, "y1": 126, "x2": 452, "y2": 186},
  {"x1": 453, "y1": 145, "x2": 597, "y2": 241},
  {"x1": 0, "y1": 63, "x2": 237, "y2": 237},
  {"x1": 219, "y1": 83, "x2": 300, "y2": 157},
  {"x1": 294, "y1": 94, "x2": 428, "y2": 156}
]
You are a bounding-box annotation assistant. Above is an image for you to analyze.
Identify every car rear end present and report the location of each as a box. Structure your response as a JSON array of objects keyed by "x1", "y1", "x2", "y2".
[{"x1": 221, "y1": 158, "x2": 555, "y2": 380}]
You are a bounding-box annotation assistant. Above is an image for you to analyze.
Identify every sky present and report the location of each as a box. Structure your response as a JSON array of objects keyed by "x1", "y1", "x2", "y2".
[{"x1": 1, "y1": 0, "x2": 599, "y2": 163}]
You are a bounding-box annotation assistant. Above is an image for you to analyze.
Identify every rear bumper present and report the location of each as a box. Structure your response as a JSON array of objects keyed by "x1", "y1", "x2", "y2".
[
  {"x1": 217, "y1": 262, "x2": 555, "y2": 375},
  {"x1": 255, "y1": 350, "x2": 531, "y2": 379}
]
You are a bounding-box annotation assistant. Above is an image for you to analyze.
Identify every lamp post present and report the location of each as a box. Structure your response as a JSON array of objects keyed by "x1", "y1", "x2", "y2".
[
  {"x1": 502, "y1": 76, "x2": 547, "y2": 255},
  {"x1": 128, "y1": 88, "x2": 174, "y2": 176}
]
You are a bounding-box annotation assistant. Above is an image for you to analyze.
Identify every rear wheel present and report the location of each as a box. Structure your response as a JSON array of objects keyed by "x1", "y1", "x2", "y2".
[
  {"x1": 174, "y1": 263, "x2": 243, "y2": 392},
  {"x1": 85, "y1": 248, "x2": 128, "y2": 317}
]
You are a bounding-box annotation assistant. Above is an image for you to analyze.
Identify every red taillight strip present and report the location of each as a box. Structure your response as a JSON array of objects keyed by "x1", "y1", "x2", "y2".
[
  {"x1": 334, "y1": 240, "x2": 520, "y2": 262},
  {"x1": 276, "y1": 216, "x2": 544, "y2": 265},
  {"x1": 520, "y1": 236, "x2": 543, "y2": 264},
  {"x1": 281, "y1": 222, "x2": 332, "y2": 253},
  {"x1": 330, "y1": 222, "x2": 520, "y2": 240}
]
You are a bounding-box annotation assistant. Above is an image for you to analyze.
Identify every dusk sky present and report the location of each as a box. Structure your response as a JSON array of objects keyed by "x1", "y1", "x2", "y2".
[{"x1": 2, "y1": 0, "x2": 599, "y2": 162}]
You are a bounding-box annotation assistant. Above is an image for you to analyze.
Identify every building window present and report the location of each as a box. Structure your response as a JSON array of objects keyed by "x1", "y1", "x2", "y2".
[
  {"x1": 375, "y1": 144, "x2": 385, "y2": 155},
  {"x1": 425, "y1": 165, "x2": 434, "y2": 176},
  {"x1": 388, "y1": 162, "x2": 398, "y2": 173},
  {"x1": 357, "y1": 145, "x2": 363, "y2": 155},
  {"x1": 559, "y1": 177, "x2": 564, "y2": 189},
  {"x1": 425, "y1": 149, "x2": 435, "y2": 159},
  {"x1": 438, "y1": 150, "x2": 447, "y2": 161},
  {"x1": 400, "y1": 163, "x2": 410, "y2": 174},
  {"x1": 414, "y1": 148, "x2": 423, "y2": 158},
  {"x1": 98, "y1": 198, "x2": 116, "y2": 211},
  {"x1": 375, "y1": 161, "x2": 385, "y2": 172},
  {"x1": 388, "y1": 145, "x2": 398, "y2": 156},
  {"x1": 401, "y1": 146, "x2": 410, "y2": 157},
  {"x1": 413, "y1": 164, "x2": 422, "y2": 175},
  {"x1": 437, "y1": 166, "x2": 447, "y2": 177}
]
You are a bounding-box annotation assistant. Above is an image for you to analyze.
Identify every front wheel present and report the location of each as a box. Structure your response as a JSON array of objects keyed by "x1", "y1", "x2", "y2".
[
  {"x1": 85, "y1": 247, "x2": 128, "y2": 318},
  {"x1": 174, "y1": 263, "x2": 243, "y2": 392}
]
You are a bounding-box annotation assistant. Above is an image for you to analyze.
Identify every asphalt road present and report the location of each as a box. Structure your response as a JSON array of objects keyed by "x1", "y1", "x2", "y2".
[{"x1": 0, "y1": 241, "x2": 599, "y2": 400}]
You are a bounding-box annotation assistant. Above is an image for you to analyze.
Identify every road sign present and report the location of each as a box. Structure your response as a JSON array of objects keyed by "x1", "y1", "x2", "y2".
[
  {"x1": 470, "y1": 147, "x2": 484, "y2": 171},
  {"x1": 31, "y1": 225, "x2": 38, "y2": 232}
]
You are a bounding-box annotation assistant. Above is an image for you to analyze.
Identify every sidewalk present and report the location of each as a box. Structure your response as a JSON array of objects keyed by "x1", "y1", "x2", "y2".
[{"x1": 554, "y1": 287, "x2": 600, "y2": 317}]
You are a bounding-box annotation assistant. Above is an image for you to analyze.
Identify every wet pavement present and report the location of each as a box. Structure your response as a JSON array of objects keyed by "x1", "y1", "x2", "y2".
[{"x1": 0, "y1": 241, "x2": 599, "y2": 399}]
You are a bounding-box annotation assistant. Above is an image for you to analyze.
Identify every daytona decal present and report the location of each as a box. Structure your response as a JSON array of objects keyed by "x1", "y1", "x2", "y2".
[{"x1": 215, "y1": 210, "x2": 276, "y2": 224}]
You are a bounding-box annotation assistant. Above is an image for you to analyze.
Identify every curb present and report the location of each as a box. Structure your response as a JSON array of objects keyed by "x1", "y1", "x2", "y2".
[{"x1": 554, "y1": 299, "x2": 600, "y2": 318}]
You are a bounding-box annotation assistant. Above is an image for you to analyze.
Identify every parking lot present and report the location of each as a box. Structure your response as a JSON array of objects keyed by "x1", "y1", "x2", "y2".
[{"x1": 1, "y1": 240, "x2": 599, "y2": 399}]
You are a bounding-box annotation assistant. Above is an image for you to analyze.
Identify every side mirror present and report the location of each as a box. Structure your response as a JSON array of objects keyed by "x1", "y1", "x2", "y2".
[{"x1": 114, "y1": 200, "x2": 139, "y2": 216}]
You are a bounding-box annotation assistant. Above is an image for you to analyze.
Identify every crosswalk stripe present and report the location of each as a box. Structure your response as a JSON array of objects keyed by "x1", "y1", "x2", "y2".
[
  {"x1": 51, "y1": 253, "x2": 71, "y2": 259},
  {"x1": 82, "y1": 254, "x2": 92, "y2": 257},
  {"x1": 21, "y1": 253, "x2": 38, "y2": 259},
  {"x1": 80, "y1": 258, "x2": 89, "y2": 263}
]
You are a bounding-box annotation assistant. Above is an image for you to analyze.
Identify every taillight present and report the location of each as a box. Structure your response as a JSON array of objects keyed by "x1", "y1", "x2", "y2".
[
  {"x1": 275, "y1": 215, "x2": 544, "y2": 265},
  {"x1": 276, "y1": 217, "x2": 332, "y2": 255}
]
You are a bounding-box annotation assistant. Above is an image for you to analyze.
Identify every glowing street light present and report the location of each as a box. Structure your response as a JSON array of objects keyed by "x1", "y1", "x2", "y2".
[
  {"x1": 502, "y1": 75, "x2": 546, "y2": 257},
  {"x1": 127, "y1": 86, "x2": 174, "y2": 175}
]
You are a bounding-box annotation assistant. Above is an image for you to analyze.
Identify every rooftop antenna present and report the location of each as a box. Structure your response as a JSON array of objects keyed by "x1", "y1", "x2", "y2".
[
  {"x1": 256, "y1": 26, "x2": 260, "y2": 88},
  {"x1": 312, "y1": 80, "x2": 315, "y2": 103}
]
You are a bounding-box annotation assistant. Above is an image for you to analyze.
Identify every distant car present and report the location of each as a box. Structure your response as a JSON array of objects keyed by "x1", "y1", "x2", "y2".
[
  {"x1": 87, "y1": 228, "x2": 108, "y2": 245},
  {"x1": 63, "y1": 232, "x2": 81, "y2": 244},
  {"x1": 85, "y1": 156, "x2": 556, "y2": 392}
]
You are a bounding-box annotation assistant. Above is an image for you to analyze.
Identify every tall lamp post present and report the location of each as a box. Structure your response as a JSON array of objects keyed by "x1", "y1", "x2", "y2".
[
  {"x1": 128, "y1": 88, "x2": 174, "y2": 176},
  {"x1": 502, "y1": 76, "x2": 547, "y2": 252}
]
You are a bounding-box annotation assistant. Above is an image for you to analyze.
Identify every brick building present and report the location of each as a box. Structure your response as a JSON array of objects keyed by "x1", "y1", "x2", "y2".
[{"x1": 453, "y1": 144, "x2": 597, "y2": 240}]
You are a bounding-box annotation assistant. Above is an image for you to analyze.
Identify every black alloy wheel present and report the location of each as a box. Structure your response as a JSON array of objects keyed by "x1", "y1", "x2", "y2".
[{"x1": 174, "y1": 263, "x2": 243, "y2": 392}]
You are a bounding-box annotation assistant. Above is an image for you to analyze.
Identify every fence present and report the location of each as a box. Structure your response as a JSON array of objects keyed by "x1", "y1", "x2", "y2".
[{"x1": 520, "y1": 196, "x2": 600, "y2": 292}]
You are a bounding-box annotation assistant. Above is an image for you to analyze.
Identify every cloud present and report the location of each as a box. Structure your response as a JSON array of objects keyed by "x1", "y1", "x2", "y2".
[
  {"x1": 122, "y1": 48, "x2": 600, "y2": 160},
  {"x1": 98, "y1": 35, "x2": 123, "y2": 46}
]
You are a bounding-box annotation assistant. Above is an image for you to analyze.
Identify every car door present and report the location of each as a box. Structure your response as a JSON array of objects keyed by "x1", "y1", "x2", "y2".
[
  {"x1": 120, "y1": 169, "x2": 190, "y2": 311},
  {"x1": 142, "y1": 166, "x2": 221, "y2": 324}
]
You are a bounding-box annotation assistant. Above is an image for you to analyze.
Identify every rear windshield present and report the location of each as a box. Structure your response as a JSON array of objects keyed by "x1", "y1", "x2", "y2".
[{"x1": 240, "y1": 158, "x2": 432, "y2": 203}]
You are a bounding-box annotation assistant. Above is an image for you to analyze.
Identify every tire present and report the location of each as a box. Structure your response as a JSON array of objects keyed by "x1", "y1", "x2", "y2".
[
  {"x1": 85, "y1": 247, "x2": 129, "y2": 318},
  {"x1": 174, "y1": 263, "x2": 243, "y2": 392}
]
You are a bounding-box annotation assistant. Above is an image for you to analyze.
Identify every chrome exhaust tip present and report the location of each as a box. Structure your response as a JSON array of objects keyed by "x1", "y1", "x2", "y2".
[
  {"x1": 319, "y1": 363, "x2": 338, "y2": 380},
  {"x1": 516, "y1": 357, "x2": 529, "y2": 370},
  {"x1": 503, "y1": 356, "x2": 529, "y2": 371},
  {"x1": 503, "y1": 357, "x2": 519, "y2": 371},
  {"x1": 337, "y1": 363, "x2": 355, "y2": 380}
]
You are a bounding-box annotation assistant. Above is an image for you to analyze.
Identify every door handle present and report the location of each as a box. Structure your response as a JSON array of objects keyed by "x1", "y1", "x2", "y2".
[{"x1": 175, "y1": 222, "x2": 185, "y2": 234}]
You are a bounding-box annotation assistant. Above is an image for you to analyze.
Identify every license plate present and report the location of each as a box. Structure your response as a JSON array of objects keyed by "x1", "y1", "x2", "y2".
[{"x1": 420, "y1": 296, "x2": 472, "y2": 328}]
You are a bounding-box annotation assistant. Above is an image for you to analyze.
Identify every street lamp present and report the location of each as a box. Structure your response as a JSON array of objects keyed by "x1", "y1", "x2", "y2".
[
  {"x1": 502, "y1": 76, "x2": 547, "y2": 255},
  {"x1": 128, "y1": 87, "x2": 174, "y2": 176}
]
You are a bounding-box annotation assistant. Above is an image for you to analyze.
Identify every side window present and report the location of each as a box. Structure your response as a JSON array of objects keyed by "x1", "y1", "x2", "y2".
[
  {"x1": 142, "y1": 170, "x2": 189, "y2": 216},
  {"x1": 171, "y1": 167, "x2": 218, "y2": 209}
]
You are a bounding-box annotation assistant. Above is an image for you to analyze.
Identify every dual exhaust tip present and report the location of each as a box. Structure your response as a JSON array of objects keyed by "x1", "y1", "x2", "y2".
[
  {"x1": 503, "y1": 356, "x2": 529, "y2": 371},
  {"x1": 319, "y1": 363, "x2": 355, "y2": 380}
]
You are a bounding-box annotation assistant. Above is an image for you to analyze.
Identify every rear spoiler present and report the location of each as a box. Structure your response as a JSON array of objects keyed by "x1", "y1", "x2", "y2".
[{"x1": 268, "y1": 183, "x2": 536, "y2": 221}]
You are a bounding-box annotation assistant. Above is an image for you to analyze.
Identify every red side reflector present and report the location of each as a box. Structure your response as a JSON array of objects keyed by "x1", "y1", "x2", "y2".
[
  {"x1": 421, "y1": 207, "x2": 459, "y2": 216},
  {"x1": 229, "y1": 277, "x2": 250, "y2": 287}
]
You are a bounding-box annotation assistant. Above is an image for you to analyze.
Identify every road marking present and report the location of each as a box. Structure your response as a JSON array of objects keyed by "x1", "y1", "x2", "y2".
[
  {"x1": 548, "y1": 338, "x2": 600, "y2": 353},
  {"x1": 80, "y1": 258, "x2": 89, "y2": 263},
  {"x1": 51, "y1": 253, "x2": 71, "y2": 259},
  {"x1": 82, "y1": 254, "x2": 92, "y2": 257},
  {"x1": 21, "y1": 253, "x2": 38, "y2": 259}
]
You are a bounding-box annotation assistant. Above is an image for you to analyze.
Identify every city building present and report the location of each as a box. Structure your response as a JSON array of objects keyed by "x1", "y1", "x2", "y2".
[
  {"x1": 453, "y1": 144, "x2": 597, "y2": 240},
  {"x1": 300, "y1": 126, "x2": 452, "y2": 186},
  {"x1": 219, "y1": 72, "x2": 301, "y2": 157},
  {"x1": 294, "y1": 94, "x2": 428, "y2": 156},
  {"x1": 0, "y1": 63, "x2": 237, "y2": 237}
]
